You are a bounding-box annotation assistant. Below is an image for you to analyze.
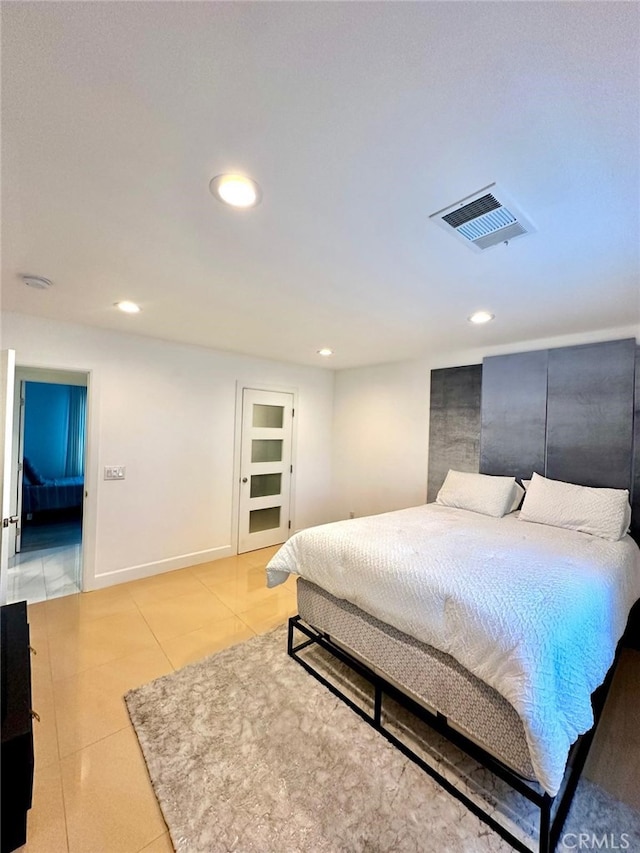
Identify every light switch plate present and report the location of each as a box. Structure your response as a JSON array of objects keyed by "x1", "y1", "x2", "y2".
[{"x1": 104, "y1": 466, "x2": 126, "y2": 480}]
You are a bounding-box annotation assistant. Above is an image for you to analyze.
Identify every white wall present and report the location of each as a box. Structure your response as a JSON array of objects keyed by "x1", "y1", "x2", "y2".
[
  {"x1": 332, "y1": 359, "x2": 430, "y2": 520},
  {"x1": 1, "y1": 312, "x2": 334, "y2": 589},
  {"x1": 332, "y1": 324, "x2": 639, "y2": 520}
]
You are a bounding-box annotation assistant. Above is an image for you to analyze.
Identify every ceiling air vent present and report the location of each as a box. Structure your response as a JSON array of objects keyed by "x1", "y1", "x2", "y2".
[{"x1": 429, "y1": 183, "x2": 534, "y2": 252}]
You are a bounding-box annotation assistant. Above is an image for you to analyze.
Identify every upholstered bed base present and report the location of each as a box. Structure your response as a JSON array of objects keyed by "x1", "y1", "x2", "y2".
[{"x1": 296, "y1": 577, "x2": 537, "y2": 782}]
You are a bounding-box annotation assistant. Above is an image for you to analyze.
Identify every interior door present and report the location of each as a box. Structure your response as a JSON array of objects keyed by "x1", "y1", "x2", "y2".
[
  {"x1": 0, "y1": 350, "x2": 17, "y2": 605},
  {"x1": 9, "y1": 379, "x2": 26, "y2": 554},
  {"x1": 238, "y1": 389, "x2": 294, "y2": 553}
]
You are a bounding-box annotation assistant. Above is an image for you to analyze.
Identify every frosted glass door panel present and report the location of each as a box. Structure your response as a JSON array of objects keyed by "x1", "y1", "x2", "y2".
[
  {"x1": 249, "y1": 506, "x2": 281, "y2": 533},
  {"x1": 252, "y1": 404, "x2": 284, "y2": 429},
  {"x1": 251, "y1": 439, "x2": 283, "y2": 463},
  {"x1": 250, "y1": 473, "x2": 282, "y2": 498}
]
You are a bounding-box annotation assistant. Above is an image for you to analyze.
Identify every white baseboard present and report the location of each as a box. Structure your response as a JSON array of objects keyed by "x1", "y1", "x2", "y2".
[{"x1": 87, "y1": 544, "x2": 234, "y2": 591}]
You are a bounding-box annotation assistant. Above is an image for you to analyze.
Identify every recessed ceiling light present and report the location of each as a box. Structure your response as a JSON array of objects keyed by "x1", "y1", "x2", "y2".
[
  {"x1": 21, "y1": 274, "x2": 52, "y2": 290},
  {"x1": 115, "y1": 300, "x2": 141, "y2": 314},
  {"x1": 468, "y1": 311, "x2": 495, "y2": 325},
  {"x1": 209, "y1": 174, "x2": 262, "y2": 208},
  {"x1": 317, "y1": 348, "x2": 333, "y2": 357}
]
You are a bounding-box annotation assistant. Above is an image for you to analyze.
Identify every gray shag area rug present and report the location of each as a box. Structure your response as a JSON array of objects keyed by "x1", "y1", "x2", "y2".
[{"x1": 125, "y1": 626, "x2": 640, "y2": 853}]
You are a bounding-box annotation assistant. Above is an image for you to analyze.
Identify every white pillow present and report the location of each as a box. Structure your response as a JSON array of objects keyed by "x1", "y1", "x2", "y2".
[
  {"x1": 518, "y1": 473, "x2": 631, "y2": 541},
  {"x1": 436, "y1": 470, "x2": 519, "y2": 518}
]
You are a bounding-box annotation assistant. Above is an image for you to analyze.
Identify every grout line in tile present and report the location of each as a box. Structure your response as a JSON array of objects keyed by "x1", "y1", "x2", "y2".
[
  {"x1": 205, "y1": 585, "x2": 243, "y2": 617},
  {"x1": 48, "y1": 651, "x2": 66, "y2": 771},
  {"x1": 137, "y1": 830, "x2": 174, "y2": 853},
  {"x1": 235, "y1": 613, "x2": 255, "y2": 633},
  {"x1": 45, "y1": 592, "x2": 150, "y2": 636},
  {"x1": 129, "y1": 597, "x2": 179, "y2": 671},
  {"x1": 49, "y1": 627, "x2": 175, "y2": 682},
  {"x1": 58, "y1": 758, "x2": 72, "y2": 853},
  {"x1": 59, "y1": 721, "x2": 133, "y2": 763}
]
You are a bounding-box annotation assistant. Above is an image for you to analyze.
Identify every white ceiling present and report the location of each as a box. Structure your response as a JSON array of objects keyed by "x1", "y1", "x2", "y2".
[{"x1": 2, "y1": 2, "x2": 639, "y2": 369}]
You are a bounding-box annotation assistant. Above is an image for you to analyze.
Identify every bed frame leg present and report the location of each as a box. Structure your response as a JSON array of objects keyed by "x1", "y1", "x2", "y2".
[
  {"x1": 374, "y1": 684, "x2": 382, "y2": 728},
  {"x1": 539, "y1": 793, "x2": 552, "y2": 853},
  {"x1": 287, "y1": 616, "x2": 296, "y2": 655}
]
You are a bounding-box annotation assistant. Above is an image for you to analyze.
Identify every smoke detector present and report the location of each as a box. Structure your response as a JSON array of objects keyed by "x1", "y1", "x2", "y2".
[
  {"x1": 21, "y1": 274, "x2": 53, "y2": 290},
  {"x1": 429, "y1": 183, "x2": 535, "y2": 252}
]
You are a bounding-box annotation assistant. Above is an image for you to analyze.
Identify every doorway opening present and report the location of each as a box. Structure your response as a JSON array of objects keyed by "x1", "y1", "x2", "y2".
[{"x1": 7, "y1": 368, "x2": 88, "y2": 604}]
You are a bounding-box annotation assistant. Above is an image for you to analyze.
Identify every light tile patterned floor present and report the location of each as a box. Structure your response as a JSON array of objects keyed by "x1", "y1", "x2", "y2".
[
  {"x1": 8, "y1": 543, "x2": 82, "y2": 605},
  {"x1": 19, "y1": 545, "x2": 295, "y2": 853}
]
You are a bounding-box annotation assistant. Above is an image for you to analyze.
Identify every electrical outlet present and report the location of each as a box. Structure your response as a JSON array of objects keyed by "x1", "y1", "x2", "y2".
[{"x1": 104, "y1": 466, "x2": 126, "y2": 480}]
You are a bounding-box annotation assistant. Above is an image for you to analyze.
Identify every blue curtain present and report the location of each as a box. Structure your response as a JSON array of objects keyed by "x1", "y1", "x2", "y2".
[{"x1": 64, "y1": 386, "x2": 87, "y2": 478}]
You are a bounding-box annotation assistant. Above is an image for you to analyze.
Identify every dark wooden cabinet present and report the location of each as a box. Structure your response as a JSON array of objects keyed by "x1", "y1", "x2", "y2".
[{"x1": 1, "y1": 601, "x2": 35, "y2": 853}]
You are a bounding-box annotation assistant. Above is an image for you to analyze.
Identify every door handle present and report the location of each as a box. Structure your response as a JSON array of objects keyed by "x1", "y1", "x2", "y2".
[
  {"x1": 2, "y1": 516, "x2": 19, "y2": 528},
  {"x1": 242, "y1": 477, "x2": 248, "y2": 483}
]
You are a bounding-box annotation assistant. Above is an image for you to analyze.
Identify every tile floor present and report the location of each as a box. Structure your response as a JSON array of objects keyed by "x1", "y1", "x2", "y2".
[
  {"x1": 21, "y1": 520, "x2": 82, "y2": 554},
  {"x1": 16, "y1": 546, "x2": 639, "y2": 852},
  {"x1": 19, "y1": 545, "x2": 296, "y2": 853},
  {"x1": 8, "y1": 543, "x2": 82, "y2": 605}
]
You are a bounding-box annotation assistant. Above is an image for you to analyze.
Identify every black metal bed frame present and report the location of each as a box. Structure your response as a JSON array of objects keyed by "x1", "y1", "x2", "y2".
[{"x1": 287, "y1": 615, "x2": 619, "y2": 853}]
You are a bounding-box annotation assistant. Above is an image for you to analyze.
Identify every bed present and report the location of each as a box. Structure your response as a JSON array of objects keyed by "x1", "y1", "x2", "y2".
[
  {"x1": 266, "y1": 481, "x2": 640, "y2": 853},
  {"x1": 22, "y1": 476, "x2": 84, "y2": 515},
  {"x1": 21, "y1": 457, "x2": 84, "y2": 516}
]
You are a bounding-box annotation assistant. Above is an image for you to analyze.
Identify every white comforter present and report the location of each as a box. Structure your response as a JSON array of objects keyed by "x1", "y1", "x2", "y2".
[{"x1": 266, "y1": 504, "x2": 640, "y2": 796}]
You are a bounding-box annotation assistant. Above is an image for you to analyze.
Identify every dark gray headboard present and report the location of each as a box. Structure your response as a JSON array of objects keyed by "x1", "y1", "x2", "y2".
[
  {"x1": 427, "y1": 338, "x2": 640, "y2": 541},
  {"x1": 427, "y1": 365, "x2": 482, "y2": 504}
]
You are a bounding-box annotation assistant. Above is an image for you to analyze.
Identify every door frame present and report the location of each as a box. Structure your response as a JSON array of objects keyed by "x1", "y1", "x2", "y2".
[
  {"x1": 10, "y1": 362, "x2": 97, "y2": 594},
  {"x1": 232, "y1": 382, "x2": 298, "y2": 555}
]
